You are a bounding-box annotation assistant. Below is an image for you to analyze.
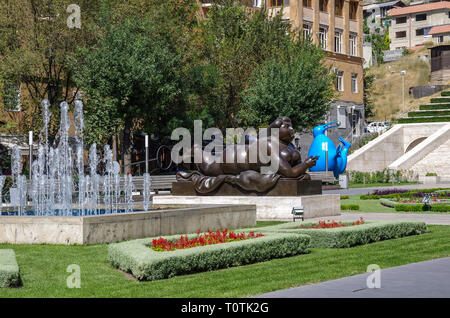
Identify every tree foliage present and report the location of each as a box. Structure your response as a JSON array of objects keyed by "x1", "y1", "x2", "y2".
[{"x1": 239, "y1": 42, "x2": 335, "y2": 130}]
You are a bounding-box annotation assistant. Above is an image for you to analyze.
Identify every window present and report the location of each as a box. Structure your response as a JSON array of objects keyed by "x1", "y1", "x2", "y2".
[
  {"x1": 335, "y1": 0, "x2": 344, "y2": 16},
  {"x1": 303, "y1": 0, "x2": 312, "y2": 8},
  {"x1": 269, "y1": 0, "x2": 283, "y2": 7},
  {"x1": 3, "y1": 81, "x2": 21, "y2": 112},
  {"x1": 303, "y1": 23, "x2": 312, "y2": 40},
  {"x1": 349, "y1": 33, "x2": 357, "y2": 56},
  {"x1": 319, "y1": 27, "x2": 328, "y2": 50},
  {"x1": 396, "y1": 31, "x2": 407, "y2": 38},
  {"x1": 416, "y1": 13, "x2": 427, "y2": 21},
  {"x1": 337, "y1": 107, "x2": 347, "y2": 129},
  {"x1": 335, "y1": 70, "x2": 344, "y2": 92},
  {"x1": 334, "y1": 31, "x2": 342, "y2": 53},
  {"x1": 349, "y1": 2, "x2": 358, "y2": 20},
  {"x1": 319, "y1": 0, "x2": 328, "y2": 12},
  {"x1": 396, "y1": 16, "x2": 407, "y2": 24},
  {"x1": 438, "y1": 35, "x2": 444, "y2": 43},
  {"x1": 416, "y1": 28, "x2": 424, "y2": 36},
  {"x1": 351, "y1": 74, "x2": 358, "y2": 93}
]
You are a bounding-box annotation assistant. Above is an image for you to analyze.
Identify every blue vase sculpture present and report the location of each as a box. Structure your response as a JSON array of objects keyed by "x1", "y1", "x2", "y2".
[{"x1": 307, "y1": 121, "x2": 351, "y2": 178}]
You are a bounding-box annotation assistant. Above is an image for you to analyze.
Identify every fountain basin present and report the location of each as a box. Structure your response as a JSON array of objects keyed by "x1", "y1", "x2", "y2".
[{"x1": 0, "y1": 204, "x2": 256, "y2": 245}]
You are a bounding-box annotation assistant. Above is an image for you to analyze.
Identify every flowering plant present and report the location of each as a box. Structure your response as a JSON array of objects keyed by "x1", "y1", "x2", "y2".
[
  {"x1": 300, "y1": 217, "x2": 365, "y2": 229},
  {"x1": 150, "y1": 229, "x2": 264, "y2": 252}
]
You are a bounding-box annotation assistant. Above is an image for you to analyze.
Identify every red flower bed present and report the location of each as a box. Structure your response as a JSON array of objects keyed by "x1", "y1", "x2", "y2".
[
  {"x1": 151, "y1": 229, "x2": 264, "y2": 252},
  {"x1": 300, "y1": 217, "x2": 365, "y2": 229}
]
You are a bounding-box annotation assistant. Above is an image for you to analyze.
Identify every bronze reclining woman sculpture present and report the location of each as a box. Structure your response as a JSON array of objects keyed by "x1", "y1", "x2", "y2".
[{"x1": 176, "y1": 117, "x2": 319, "y2": 194}]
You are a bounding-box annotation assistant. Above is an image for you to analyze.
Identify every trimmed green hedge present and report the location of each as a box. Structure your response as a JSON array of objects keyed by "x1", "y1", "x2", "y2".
[
  {"x1": 397, "y1": 116, "x2": 450, "y2": 124},
  {"x1": 440, "y1": 91, "x2": 450, "y2": 96},
  {"x1": 108, "y1": 232, "x2": 310, "y2": 281},
  {"x1": 430, "y1": 97, "x2": 450, "y2": 103},
  {"x1": 380, "y1": 198, "x2": 398, "y2": 208},
  {"x1": 340, "y1": 195, "x2": 350, "y2": 200},
  {"x1": 420, "y1": 104, "x2": 450, "y2": 110},
  {"x1": 408, "y1": 110, "x2": 450, "y2": 117},
  {"x1": 395, "y1": 204, "x2": 423, "y2": 212},
  {"x1": 252, "y1": 221, "x2": 427, "y2": 248},
  {"x1": 0, "y1": 249, "x2": 21, "y2": 288},
  {"x1": 341, "y1": 204, "x2": 359, "y2": 210},
  {"x1": 395, "y1": 204, "x2": 450, "y2": 212}
]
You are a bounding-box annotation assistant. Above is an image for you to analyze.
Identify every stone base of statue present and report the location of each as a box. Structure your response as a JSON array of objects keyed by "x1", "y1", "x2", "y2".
[
  {"x1": 153, "y1": 193, "x2": 340, "y2": 220},
  {"x1": 172, "y1": 179, "x2": 322, "y2": 196}
]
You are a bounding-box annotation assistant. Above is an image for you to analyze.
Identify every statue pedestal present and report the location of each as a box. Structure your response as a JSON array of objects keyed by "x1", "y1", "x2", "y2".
[
  {"x1": 172, "y1": 179, "x2": 322, "y2": 196},
  {"x1": 153, "y1": 194, "x2": 340, "y2": 220}
]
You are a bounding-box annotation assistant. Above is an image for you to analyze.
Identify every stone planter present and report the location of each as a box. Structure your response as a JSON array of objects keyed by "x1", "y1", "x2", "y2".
[{"x1": 419, "y1": 175, "x2": 441, "y2": 184}]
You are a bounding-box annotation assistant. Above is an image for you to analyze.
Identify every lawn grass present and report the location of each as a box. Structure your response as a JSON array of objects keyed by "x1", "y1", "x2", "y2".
[
  {"x1": 348, "y1": 182, "x2": 419, "y2": 189},
  {"x1": 342, "y1": 195, "x2": 450, "y2": 214},
  {"x1": 0, "y1": 223, "x2": 449, "y2": 298}
]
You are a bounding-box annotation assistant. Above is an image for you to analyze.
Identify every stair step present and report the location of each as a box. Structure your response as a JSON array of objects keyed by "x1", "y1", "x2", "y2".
[
  {"x1": 430, "y1": 97, "x2": 450, "y2": 103},
  {"x1": 397, "y1": 116, "x2": 450, "y2": 123},
  {"x1": 420, "y1": 104, "x2": 450, "y2": 110},
  {"x1": 408, "y1": 110, "x2": 450, "y2": 117}
]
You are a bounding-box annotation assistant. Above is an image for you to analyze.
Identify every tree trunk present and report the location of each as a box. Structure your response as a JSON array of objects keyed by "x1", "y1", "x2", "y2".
[{"x1": 122, "y1": 119, "x2": 133, "y2": 174}]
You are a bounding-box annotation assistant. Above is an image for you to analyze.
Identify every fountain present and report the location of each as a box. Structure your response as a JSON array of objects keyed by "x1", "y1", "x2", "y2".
[
  {"x1": 0, "y1": 99, "x2": 255, "y2": 245},
  {"x1": 3, "y1": 99, "x2": 137, "y2": 217}
]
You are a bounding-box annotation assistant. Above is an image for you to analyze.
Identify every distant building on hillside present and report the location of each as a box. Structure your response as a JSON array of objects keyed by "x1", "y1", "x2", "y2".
[
  {"x1": 363, "y1": 0, "x2": 406, "y2": 34},
  {"x1": 430, "y1": 44, "x2": 450, "y2": 83},
  {"x1": 388, "y1": 1, "x2": 450, "y2": 50}
]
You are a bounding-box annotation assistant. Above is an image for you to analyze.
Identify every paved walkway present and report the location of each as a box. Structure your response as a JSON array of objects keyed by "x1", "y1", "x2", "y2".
[
  {"x1": 310, "y1": 212, "x2": 450, "y2": 225},
  {"x1": 324, "y1": 183, "x2": 450, "y2": 196},
  {"x1": 257, "y1": 257, "x2": 450, "y2": 298}
]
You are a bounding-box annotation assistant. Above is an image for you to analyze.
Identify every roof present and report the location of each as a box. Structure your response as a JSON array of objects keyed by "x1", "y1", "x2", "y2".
[
  {"x1": 363, "y1": 1, "x2": 405, "y2": 11},
  {"x1": 428, "y1": 24, "x2": 450, "y2": 35},
  {"x1": 388, "y1": 1, "x2": 450, "y2": 16}
]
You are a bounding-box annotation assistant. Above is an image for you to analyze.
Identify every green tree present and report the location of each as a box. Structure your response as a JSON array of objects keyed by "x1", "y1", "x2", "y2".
[
  {"x1": 199, "y1": 0, "x2": 293, "y2": 129},
  {"x1": 239, "y1": 41, "x2": 335, "y2": 130},
  {"x1": 70, "y1": 16, "x2": 186, "y2": 170},
  {"x1": 363, "y1": 69, "x2": 375, "y2": 119}
]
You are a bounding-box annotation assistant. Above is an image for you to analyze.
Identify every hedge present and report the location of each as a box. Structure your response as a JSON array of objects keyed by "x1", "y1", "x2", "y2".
[
  {"x1": 440, "y1": 91, "x2": 450, "y2": 96},
  {"x1": 108, "y1": 232, "x2": 310, "y2": 281},
  {"x1": 252, "y1": 221, "x2": 427, "y2": 248},
  {"x1": 341, "y1": 204, "x2": 359, "y2": 210},
  {"x1": 408, "y1": 110, "x2": 450, "y2": 117},
  {"x1": 430, "y1": 97, "x2": 450, "y2": 103},
  {"x1": 395, "y1": 204, "x2": 450, "y2": 212},
  {"x1": 420, "y1": 104, "x2": 450, "y2": 110},
  {"x1": 0, "y1": 249, "x2": 21, "y2": 288},
  {"x1": 360, "y1": 188, "x2": 450, "y2": 200},
  {"x1": 340, "y1": 195, "x2": 349, "y2": 200},
  {"x1": 397, "y1": 116, "x2": 450, "y2": 124},
  {"x1": 380, "y1": 198, "x2": 398, "y2": 208}
]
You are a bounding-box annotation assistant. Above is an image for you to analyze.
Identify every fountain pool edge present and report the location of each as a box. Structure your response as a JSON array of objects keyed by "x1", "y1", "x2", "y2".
[{"x1": 0, "y1": 204, "x2": 256, "y2": 245}]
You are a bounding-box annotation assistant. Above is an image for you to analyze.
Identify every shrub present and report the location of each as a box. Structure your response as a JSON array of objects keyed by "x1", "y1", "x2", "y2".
[
  {"x1": 431, "y1": 205, "x2": 450, "y2": 212},
  {"x1": 108, "y1": 231, "x2": 310, "y2": 281},
  {"x1": 430, "y1": 97, "x2": 450, "y2": 103},
  {"x1": 341, "y1": 204, "x2": 359, "y2": 210},
  {"x1": 340, "y1": 195, "x2": 349, "y2": 200},
  {"x1": 255, "y1": 221, "x2": 427, "y2": 248},
  {"x1": 0, "y1": 249, "x2": 21, "y2": 288},
  {"x1": 408, "y1": 110, "x2": 450, "y2": 117},
  {"x1": 380, "y1": 198, "x2": 398, "y2": 208},
  {"x1": 426, "y1": 172, "x2": 438, "y2": 176},
  {"x1": 395, "y1": 204, "x2": 424, "y2": 212}
]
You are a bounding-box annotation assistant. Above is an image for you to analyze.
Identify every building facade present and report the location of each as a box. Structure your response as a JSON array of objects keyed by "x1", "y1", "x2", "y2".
[
  {"x1": 265, "y1": 0, "x2": 365, "y2": 157},
  {"x1": 363, "y1": 0, "x2": 406, "y2": 34},
  {"x1": 388, "y1": 1, "x2": 450, "y2": 50}
]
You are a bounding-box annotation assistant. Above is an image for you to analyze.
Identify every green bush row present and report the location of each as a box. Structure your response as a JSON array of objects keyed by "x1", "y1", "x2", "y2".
[
  {"x1": 380, "y1": 198, "x2": 398, "y2": 208},
  {"x1": 408, "y1": 110, "x2": 450, "y2": 117},
  {"x1": 420, "y1": 104, "x2": 450, "y2": 110},
  {"x1": 395, "y1": 204, "x2": 450, "y2": 212},
  {"x1": 340, "y1": 195, "x2": 349, "y2": 200},
  {"x1": 108, "y1": 232, "x2": 310, "y2": 281},
  {"x1": 440, "y1": 91, "x2": 450, "y2": 96},
  {"x1": 341, "y1": 204, "x2": 359, "y2": 210},
  {"x1": 255, "y1": 221, "x2": 427, "y2": 248},
  {"x1": 430, "y1": 97, "x2": 450, "y2": 103},
  {"x1": 360, "y1": 188, "x2": 450, "y2": 200},
  {"x1": 397, "y1": 116, "x2": 450, "y2": 124},
  {"x1": 348, "y1": 169, "x2": 402, "y2": 184},
  {"x1": 0, "y1": 249, "x2": 21, "y2": 288}
]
